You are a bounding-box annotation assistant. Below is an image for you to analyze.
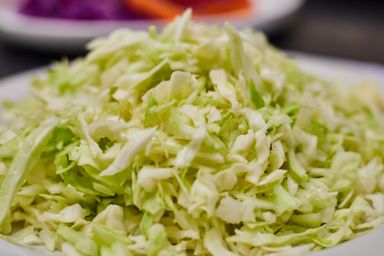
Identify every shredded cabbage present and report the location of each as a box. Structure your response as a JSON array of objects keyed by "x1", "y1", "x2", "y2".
[{"x1": 1, "y1": 10, "x2": 384, "y2": 256}]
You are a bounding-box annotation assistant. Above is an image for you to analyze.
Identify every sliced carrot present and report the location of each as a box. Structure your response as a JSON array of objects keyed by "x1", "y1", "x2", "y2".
[
  {"x1": 195, "y1": 0, "x2": 251, "y2": 14},
  {"x1": 125, "y1": 0, "x2": 184, "y2": 19},
  {"x1": 172, "y1": 0, "x2": 205, "y2": 5},
  {"x1": 124, "y1": 0, "x2": 252, "y2": 19}
]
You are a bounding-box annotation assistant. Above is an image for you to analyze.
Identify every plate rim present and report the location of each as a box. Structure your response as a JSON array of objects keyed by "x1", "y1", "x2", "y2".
[{"x1": 0, "y1": 0, "x2": 304, "y2": 50}]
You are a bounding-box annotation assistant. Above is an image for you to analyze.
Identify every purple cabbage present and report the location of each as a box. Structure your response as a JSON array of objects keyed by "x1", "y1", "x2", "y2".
[{"x1": 19, "y1": 0, "x2": 145, "y2": 20}]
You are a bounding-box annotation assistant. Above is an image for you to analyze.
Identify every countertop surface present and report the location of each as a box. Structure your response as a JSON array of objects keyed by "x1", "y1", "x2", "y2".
[{"x1": 0, "y1": 0, "x2": 383, "y2": 79}]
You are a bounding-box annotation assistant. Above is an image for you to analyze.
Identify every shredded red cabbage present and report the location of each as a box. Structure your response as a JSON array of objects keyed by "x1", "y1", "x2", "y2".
[{"x1": 19, "y1": 0, "x2": 144, "y2": 20}]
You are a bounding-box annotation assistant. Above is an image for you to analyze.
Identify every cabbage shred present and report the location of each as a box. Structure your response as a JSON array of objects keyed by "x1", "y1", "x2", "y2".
[{"x1": 1, "y1": 10, "x2": 384, "y2": 256}]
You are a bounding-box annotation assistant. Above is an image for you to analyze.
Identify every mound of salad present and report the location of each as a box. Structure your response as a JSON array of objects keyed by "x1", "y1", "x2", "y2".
[{"x1": 1, "y1": 10, "x2": 384, "y2": 256}]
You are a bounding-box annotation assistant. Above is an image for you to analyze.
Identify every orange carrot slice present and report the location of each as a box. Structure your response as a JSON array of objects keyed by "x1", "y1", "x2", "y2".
[
  {"x1": 196, "y1": 0, "x2": 251, "y2": 14},
  {"x1": 125, "y1": 0, "x2": 183, "y2": 19},
  {"x1": 124, "y1": 0, "x2": 252, "y2": 19}
]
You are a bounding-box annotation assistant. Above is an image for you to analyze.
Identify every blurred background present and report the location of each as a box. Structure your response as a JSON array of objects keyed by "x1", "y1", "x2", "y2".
[{"x1": 0, "y1": 0, "x2": 383, "y2": 79}]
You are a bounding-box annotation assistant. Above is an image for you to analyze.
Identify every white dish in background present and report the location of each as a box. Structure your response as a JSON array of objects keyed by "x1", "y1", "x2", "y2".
[
  {"x1": 0, "y1": 53, "x2": 383, "y2": 255},
  {"x1": 0, "y1": 0, "x2": 303, "y2": 52}
]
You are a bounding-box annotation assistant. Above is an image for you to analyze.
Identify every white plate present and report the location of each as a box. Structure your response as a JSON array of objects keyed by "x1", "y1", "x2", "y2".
[
  {"x1": 0, "y1": 53, "x2": 384, "y2": 255},
  {"x1": 0, "y1": 0, "x2": 303, "y2": 52}
]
